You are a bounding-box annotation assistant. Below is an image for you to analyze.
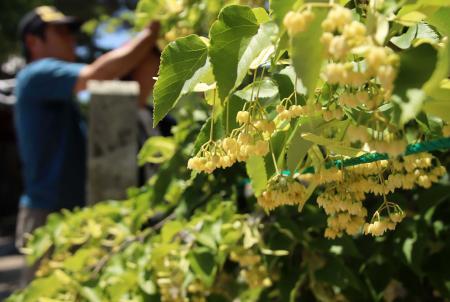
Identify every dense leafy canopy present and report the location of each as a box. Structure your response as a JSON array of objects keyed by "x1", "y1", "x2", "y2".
[{"x1": 8, "y1": 0, "x2": 450, "y2": 301}]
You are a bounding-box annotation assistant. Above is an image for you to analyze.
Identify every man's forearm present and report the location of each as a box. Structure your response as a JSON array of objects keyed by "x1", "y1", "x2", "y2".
[{"x1": 75, "y1": 26, "x2": 159, "y2": 91}]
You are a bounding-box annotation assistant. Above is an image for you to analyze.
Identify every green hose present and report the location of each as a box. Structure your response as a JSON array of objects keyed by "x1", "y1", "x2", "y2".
[{"x1": 286, "y1": 137, "x2": 450, "y2": 175}]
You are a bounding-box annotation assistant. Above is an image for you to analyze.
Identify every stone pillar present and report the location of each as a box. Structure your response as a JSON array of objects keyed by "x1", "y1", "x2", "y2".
[{"x1": 87, "y1": 80, "x2": 139, "y2": 205}]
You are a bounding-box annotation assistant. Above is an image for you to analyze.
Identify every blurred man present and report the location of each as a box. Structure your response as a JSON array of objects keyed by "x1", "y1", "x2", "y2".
[{"x1": 15, "y1": 6, "x2": 160, "y2": 284}]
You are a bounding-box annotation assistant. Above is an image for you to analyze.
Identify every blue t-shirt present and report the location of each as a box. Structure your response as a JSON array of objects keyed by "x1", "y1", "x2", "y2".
[{"x1": 15, "y1": 58, "x2": 87, "y2": 210}]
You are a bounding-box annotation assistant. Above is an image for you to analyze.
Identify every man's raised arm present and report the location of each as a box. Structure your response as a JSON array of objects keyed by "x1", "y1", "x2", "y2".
[{"x1": 74, "y1": 22, "x2": 160, "y2": 92}]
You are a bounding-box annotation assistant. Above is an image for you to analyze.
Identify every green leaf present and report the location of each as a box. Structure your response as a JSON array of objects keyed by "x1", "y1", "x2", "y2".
[
  {"x1": 394, "y1": 43, "x2": 438, "y2": 100},
  {"x1": 395, "y1": 11, "x2": 428, "y2": 26},
  {"x1": 415, "y1": 23, "x2": 440, "y2": 44},
  {"x1": 291, "y1": 7, "x2": 328, "y2": 99},
  {"x1": 273, "y1": 66, "x2": 307, "y2": 100},
  {"x1": 393, "y1": 89, "x2": 427, "y2": 125},
  {"x1": 423, "y1": 37, "x2": 449, "y2": 95},
  {"x1": 286, "y1": 118, "x2": 322, "y2": 174},
  {"x1": 196, "y1": 233, "x2": 217, "y2": 250},
  {"x1": 403, "y1": 235, "x2": 416, "y2": 264},
  {"x1": 108, "y1": 271, "x2": 138, "y2": 302},
  {"x1": 315, "y1": 257, "x2": 363, "y2": 291},
  {"x1": 188, "y1": 248, "x2": 217, "y2": 287},
  {"x1": 161, "y1": 220, "x2": 184, "y2": 243},
  {"x1": 423, "y1": 84, "x2": 450, "y2": 122},
  {"x1": 22, "y1": 274, "x2": 63, "y2": 301},
  {"x1": 80, "y1": 287, "x2": 103, "y2": 302},
  {"x1": 209, "y1": 5, "x2": 277, "y2": 100},
  {"x1": 390, "y1": 25, "x2": 418, "y2": 49},
  {"x1": 234, "y1": 78, "x2": 279, "y2": 102},
  {"x1": 252, "y1": 7, "x2": 271, "y2": 24},
  {"x1": 138, "y1": 136, "x2": 176, "y2": 165},
  {"x1": 426, "y1": 6, "x2": 450, "y2": 37},
  {"x1": 153, "y1": 35, "x2": 209, "y2": 126},
  {"x1": 246, "y1": 155, "x2": 267, "y2": 197},
  {"x1": 134, "y1": 0, "x2": 164, "y2": 30},
  {"x1": 63, "y1": 248, "x2": 99, "y2": 272},
  {"x1": 223, "y1": 94, "x2": 246, "y2": 132},
  {"x1": 193, "y1": 115, "x2": 225, "y2": 154},
  {"x1": 301, "y1": 133, "x2": 363, "y2": 157}
]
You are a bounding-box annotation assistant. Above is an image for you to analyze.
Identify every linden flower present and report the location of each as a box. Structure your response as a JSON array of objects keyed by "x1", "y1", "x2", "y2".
[
  {"x1": 258, "y1": 175, "x2": 307, "y2": 211},
  {"x1": 338, "y1": 93, "x2": 359, "y2": 108},
  {"x1": 290, "y1": 105, "x2": 305, "y2": 117},
  {"x1": 343, "y1": 21, "x2": 366, "y2": 39},
  {"x1": 377, "y1": 65, "x2": 396, "y2": 92},
  {"x1": 324, "y1": 63, "x2": 347, "y2": 84},
  {"x1": 333, "y1": 108, "x2": 345, "y2": 119},
  {"x1": 346, "y1": 125, "x2": 369, "y2": 142},
  {"x1": 322, "y1": 110, "x2": 334, "y2": 122},
  {"x1": 322, "y1": 6, "x2": 352, "y2": 32},
  {"x1": 355, "y1": 91, "x2": 369, "y2": 105},
  {"x1": 276, "y1": 104, "x2": 285, "y2": 113},
  {"x1": 329, "y1": 35, "x2": 349, "y2": 60},
  {"x1": 346, "y1": 71, "x2": 369, "y2": 87},
  {"x1": 366, "y1": 47, "x2": 389, "y2": 70},
  {"x1": 236, "y1": 111, "x2": 250, "y2": 124},
  {"x1": 284, "y1": 11, "x2": 305, "y2": 35},
  {"x1": 320, "y1": 32, "x2": 333, "y2": 48},
  {"x1": 284, "y1": 9, "x2": 315, "y2": 36},
  {"x1": 443, "y1": 125, "x2": 450, "y2": 136},
  {"x1": 276, "y1": 104, "x2": 308, "y2": 121},
  {"x1": 254, "y1": 120, "x2": 276, "y2": 134}
]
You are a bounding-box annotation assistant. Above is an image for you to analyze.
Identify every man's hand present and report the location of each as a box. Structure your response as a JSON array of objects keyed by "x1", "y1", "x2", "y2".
[{"x1": 147, "y1": 21, "x2": 161, "y2": 37}]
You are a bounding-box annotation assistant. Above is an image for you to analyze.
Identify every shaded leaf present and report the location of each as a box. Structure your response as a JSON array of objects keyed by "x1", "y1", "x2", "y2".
[
  {"x1": 301, "y1": 133, "x2": 363, "y2": 157},
  {"x1": 138, "y1": 136, "x2": 176, "y2": 165},
  {"x1": 394, "y1": 43, "x2": 438, "y2": 100},
  {"x1": 188, "y1": 248, "x2": 217, "y2": 287}
]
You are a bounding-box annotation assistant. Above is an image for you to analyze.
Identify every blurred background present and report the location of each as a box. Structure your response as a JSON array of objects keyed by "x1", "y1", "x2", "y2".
[{"x1": 0, "y1": 1, "x2": 138, "y2": 298}]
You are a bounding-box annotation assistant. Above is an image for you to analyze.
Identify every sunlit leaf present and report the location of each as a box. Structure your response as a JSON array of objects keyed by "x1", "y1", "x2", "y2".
[
  {"x1": 291, "y1": 7, "x2": 328, "y2": 99},
  {"x1": 246, "y1": 155, "x2": 267, "y2": 197},
  {"x1": 138, "y1": 136, "x2": 176, "y2": 165},
  {"x1": 153, "y1": 35, "x2": 210, "y2": 126},
  {"x1": 209, "y1": 5, "x2": 277, "y2": 100}
]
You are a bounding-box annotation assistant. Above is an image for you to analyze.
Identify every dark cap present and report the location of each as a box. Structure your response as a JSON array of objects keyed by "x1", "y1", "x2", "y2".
[{"x1": 18, "y1": 6, "x2": 82, "y2": 40}]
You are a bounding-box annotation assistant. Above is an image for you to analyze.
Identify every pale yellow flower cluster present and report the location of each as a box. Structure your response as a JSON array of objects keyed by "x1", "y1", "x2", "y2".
[
  {"x1": 188, "y1": 135, "x2": 270, "y2": 174},
  {"x1": 230, "y1": 250, "x2": 272, "y2": 288},
  {"x1": 276, "y1": 103, "x2": 345, "y2": 122},
  {"x1": 321, "y1": 5, "x2": 399, "y2": 109},
  {"x1": 338, "y1": 91, "x2": 376, "y2": 109},
  {"x1": 309, "y1": 153, "x2": 445, "y2": 238},
  {"x1": 187, "y1": 140, "x2": 237, "y2": 174},
  {"x1": 188, "y1": 109, "x2": 275, "y2": 174},
  {"x1": 443, "y1": 124, "x2": 450, "y2": 136},
  {"x1": 364, "y1": 212, "x2": 405, "y2": 237},
  {"x1": 240, "y1": 265, "x2": 272, "y2": 289},
  {"x1": 346, "y1": 124, "x2": 408, "y2": 157},
  {"x1": 368, "y1": 139, "x2": 408, "y2": 157},
  {"x1": 257, "y1": 174, "x2": 307, "y2": 211},
  {"x1": 317, "y1": 185, "x2": 367, "y2": 239},
  {"x1": 157, "y1": 252, "x2": 189, "y2": 302},
  {"x1": 236, "y1": 110, "x2": 276, "y2": 135},
  {"x1": 283, "y1": 8, "x2": 315, "y2": 36}
]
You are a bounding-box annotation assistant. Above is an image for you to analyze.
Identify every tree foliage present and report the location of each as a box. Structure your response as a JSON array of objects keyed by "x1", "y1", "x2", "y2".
[{"x1": 7, "y1": 0, "x2": 450, "y2": 301}]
